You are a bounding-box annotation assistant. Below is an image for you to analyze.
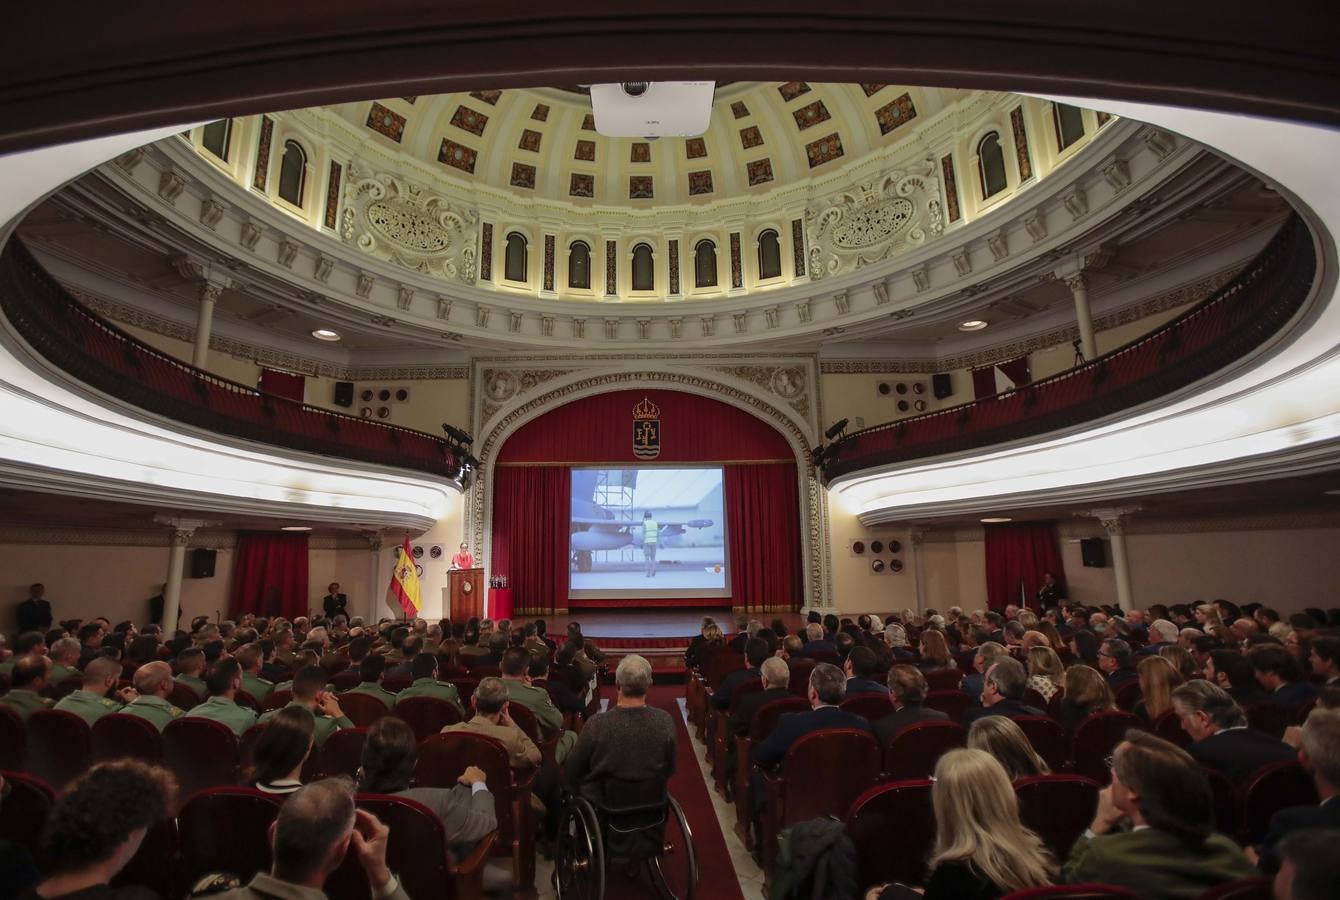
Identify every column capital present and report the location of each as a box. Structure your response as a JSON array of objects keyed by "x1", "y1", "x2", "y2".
[
  {"x1": 909, "y1": 528, "x2": 927, "y2": 547},
  {"x1": 172, "y1": 254, "x2": 233, "y2": 296},
  {"x1": 1084, "y1": 506, "x2": 1140, "y2": 535},
  {"x1": 1063, "y1": 271, "x2": 1088, "y2": 294},
  {"x1": 365, "y1": 532, "x2": 385, "y2": 552},
  {"x1": 153, "y1": 515, "x2": 218, "y2": 541}
]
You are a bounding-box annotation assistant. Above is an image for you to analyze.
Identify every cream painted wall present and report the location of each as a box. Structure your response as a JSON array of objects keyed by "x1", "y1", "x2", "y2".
[
  {"x1": 302, "y1": 375, "x2": 471, "y2": 436},
  {"x1": 825, "y1": 495, "x2": 919, "y2": 614},
  {"x1": 819, "y1": 371, "x2": 968, "y2": 435},
  {"x1": 1028, "y1": 304, "x2": 1190, "y2": 380},
  {"x1": 117, "y1": 322, "x2": 264, "y2": 386}
]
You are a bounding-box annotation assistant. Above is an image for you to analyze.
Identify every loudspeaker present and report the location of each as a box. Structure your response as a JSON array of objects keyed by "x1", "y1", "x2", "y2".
[
  {"x1": 932, "y1": 373, "x2": 954, "y2": 399},
  {"x1": 333, "y1": 381, "x2": 355, "y2": 407},
  {"x1": 190, "y1": 548, "x2": 217, "y2": 579},
  {"x1": 1080, "y1": 538, "x2": 1107, "y2": 568}
]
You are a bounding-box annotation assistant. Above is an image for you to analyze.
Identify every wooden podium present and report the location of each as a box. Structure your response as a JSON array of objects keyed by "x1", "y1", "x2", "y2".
[{"x1": 447, "y1": 567, "x2": 484, "y2": 623}]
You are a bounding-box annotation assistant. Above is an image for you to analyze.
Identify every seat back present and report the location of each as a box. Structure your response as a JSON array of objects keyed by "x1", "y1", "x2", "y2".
[
  {"x1": 169, "y1": 681, "x2": 203, "y2": 711},
  {"x1": 382, "y1": 676, "x2": 413, "y2": 694},
  {"x1": 786, "y1": 659, "x2": 816, "y2": 696},
  {"x1": 49, "y1": 678, "x2": 82, "y2": 701},
  {"x1": 234, "y1": 690, "x2": 262, "y2": 714},
  {"x1": 728, "y1": 678, "x2": 764, "y2": 710},
  {"x1": 163, "y1": 716, "x2": 239, "y2": 801},
  {"x1": 415, "y1": 732, "x2": 520, "y2": 847},
  {"x1": 1149, "y1": 709, "x2": 1191, "y2": 748},
  {"x1": 882, "y1": 720, "x2": 966, "y2": 781},
  {"x1": 319, "y1": 726, "x2": 368, "y2": 779},
  {"x1": 1242, "y1": 701, "x2": 1290, "y2": 740},
  {"x1": 0, "y1": 770, "x2": 54, "y2": 864},
  {"x1": 336, "y1": 691, "x2": 390, "y2": 727},
  {"x1": 26, "y1": 709, "x2": 91, "y2": 790},
  {"x1": 1241, "y1": 760, "x2": 1318, "y2": 845},
  {"x1": 1070, "y1": 711, "x2": 1141, "y2": 783},
  {"x1": 1196, "y1": 876, "x2": 1273, "y2": 900},
  {"x1": 178, "y1": 787, "x2": 282, "y2": 883},
  {"x1": 846, "y1": 780, "x2": 934, "y2": 886},
  {"x1": 92, "y1": 712, "x2": 164, "y2": 762},
  {"x1": 1113, "y1": 681, "x2": 1142, "y2": 712},
  {"x1": 998, "y1": 887, "x2": 1139, "y2": 899},
  {"x1": 0, "y1": 705, "x2": 24, "y2": 769},
  {"x1": 925, "y1": 668, "x2": 963, "y2": 691},
  {"x1": 1203, "y1": 767, "x2": 1239, "y2": 839},
  {"x1": 778, "y1": 729, "x2": 881, "y2": 826},
  {"x1": 261, "y1": 689, "x2": 293, "y2": 712},
  {"x1": 749, "y1": 696, "x2": 809, "y2": 741},
  {"x1": 1013, "y1": 715, "x2": 1069, "y2": 772},
  {"x1": 705, "y1": 652, "x2": 746, "y2": 690},
  {"x1": 1014, "y1": 774, "x2": 1101, "y2": 859},
  {"x1": 505, "y1": 701, "x2": 543, "y2": 742},
  {"x1": 326, "y1": 795, "x2": 451, "y2": 900},
  {"x1": 395, "y1": 696, "x2": 463, "y2": 742},
  {"x1": 330, "y1": 670, "x2": 362, "y2": 691},
  {"x1": 839, "y1": 693, "x2": 893, "y2": 725},
  {"x1": 923, "y1": 689, "x2": 972, "y2": 721}
]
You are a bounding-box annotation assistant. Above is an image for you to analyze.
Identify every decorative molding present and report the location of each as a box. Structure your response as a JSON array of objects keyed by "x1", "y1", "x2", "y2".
[{"x1": 805, "y1": 161, "x2": 944, "y2": 279}]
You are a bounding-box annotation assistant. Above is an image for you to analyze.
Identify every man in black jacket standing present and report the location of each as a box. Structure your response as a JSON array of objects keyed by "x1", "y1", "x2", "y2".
[
  {"x1": 16, "y1": 583, "x2": 52, "y2": 634},
  {"x1": 321, "y1": 582, "x2": 348, "y2": 620}
]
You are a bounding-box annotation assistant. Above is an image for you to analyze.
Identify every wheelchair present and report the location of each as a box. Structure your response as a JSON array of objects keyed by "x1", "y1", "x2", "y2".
[{"x1": 554, "y1": 777, "x2": 698, "y2": 900}]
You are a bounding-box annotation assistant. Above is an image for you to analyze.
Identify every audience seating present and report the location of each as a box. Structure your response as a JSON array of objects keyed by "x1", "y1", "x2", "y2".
[
  {"x1": 330, "y1": 671, "x2": 362, "y2": 691},
  {"x1": 1014, "y1": 774, "x2": 1101, "y2": 860},
  {"x1": 1014, "y1": 715, "x2": 1070, "y2": 772},
  {"x1": 336, "y1": 691, "x2": 391, "y2": 728},
  {"x1": 1204, "y1": 767, "x2": 1240, "y2": 840},
  {"x1": 382, "y1": 676, "x2": 413, "y2": 693},
  {"x1": 163, "y1": 717, "x2": 239, "y2": 800},
  {"x1": 169, "y1": 682, "x2": 203, "y2": 711},
  {"x1": 1023, "y1": 688, "x2": 1049, "y2": 710},
  {"x1": 881, "y1": 720, "x2": 966, "y2": 781},
  {"x1": 415, "y1": 731, "x2": 536, "y2": 891},
  {"x1": 923, "y1": 689, "x2": 972, "y2": 721},
  {"x1": 326, "y1": 794, "x2": 498, "y2": 900},
  {"x1": 234, "y1": 690, "x2": 262, "y2": 714},
  {"x1": 838, "y1": 693, "x2": 894, "y2": 725},
  {"x1": 1196, "y1": 877, "x2": 1273, "y2": 899},
  {"x1": 785, "y1": 659, "x2": 816, "y2": 696},
  {"x1": 1241, "y1": 701, "x2": 1289, "y2": 740},
  {"x1": 111, "y1": 819, "x2": 178, "y2": 899},
  {"x1": 1240, "y1": 760, "x2": 1318, "y2": 846},
  {"x1": 1046, "y1": 689, "x2": 1067, "y2": 720},
  {"x1": 1070, "y1": 710, "x2": 1141, "y2": 783},
  {"x1": 847, "y1": 780, "x2": 935, "y2": 887},
  {"x1": 318, "y1": 726, "x2": 368, "y2": 779},
  {"x1": 758, "y1": 728, "x2": 881, "y2": 870},
  {"x1": 49, "y1": 678, "x2": 81, "y2": 701},
  {"x1": 25, "y1": 709, "x2": 91, "y2": 791},
  {"x1": 1149, "y1": 709, "x2": 1191, "y2": 747},
  {"x1": 1113, "y1": 681, "x2": 1142, "y2": 712},
  {"x1": 505, "y1": 701, "x2": 559, "y2": 768},
  {"x1": 261, "y1": 689, "x2": 293, "y2": 712},
  {"x1": 999, "y1": 888, "x2": 1138, "y2": 899},
  {"x1": 0, "y1": 770, "x2": 54, "y2": 864},
  {"x1": 925, "y1": 668, "x2": 964, "y2": 691},
  {"x1": 709, "y1": 680, "x2": 763, "y2": 795},
  {"x1": 0, "y1": 705, "x2": 24, "y2": 770},
  {"x1": 732, "y1": 696, "x2": 808, "y2": 833},
  {"x1": 178, "y1": 787, "x2": 282, "y2": 884},
  {"x1": 394, "y1": 696, "x2": 463, "y2": 741},
  {"x1": 91, "y1": 712, "x2": 164, "y2": 763}
]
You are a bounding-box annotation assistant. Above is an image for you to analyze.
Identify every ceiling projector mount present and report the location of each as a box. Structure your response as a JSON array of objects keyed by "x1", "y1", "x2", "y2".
[{"x1": 589, "y1": 81, "x2": 715, "y2": 137}]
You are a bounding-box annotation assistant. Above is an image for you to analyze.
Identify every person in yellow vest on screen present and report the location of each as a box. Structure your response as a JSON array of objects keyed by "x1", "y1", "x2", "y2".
[{"x1": 642, "y1": 511, "x2": 659, "y2": 578}]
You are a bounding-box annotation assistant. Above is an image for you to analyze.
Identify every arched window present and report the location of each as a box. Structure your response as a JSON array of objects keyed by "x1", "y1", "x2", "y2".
[
  {"x1": 631, "y1": 243, "x2": 655, "y2": 291},
  {"x1": 694, "y1": 239, "x2": 718, "y2": 288},
  {"x1": 504, "y1": 232, "x2": 528, "y2": 283},
  {"x1": 978, "y1": 132, "x2": 1007, "y2": 199},
  {"x1": 201, "y1": 120, "x2": 231, "y2": 161},
  {"x1": 568, "y1": 241, "x2": 591, "y2": 289},
  {"x1": 1053, "y1": 103, "x2": 1086, "y2": 151},
  {"x1": 757, "y1": 229, "x2": 782, "y2": 280},
  {"x1": 278, "y1": 139, "x2": 308, "y2": 207}
]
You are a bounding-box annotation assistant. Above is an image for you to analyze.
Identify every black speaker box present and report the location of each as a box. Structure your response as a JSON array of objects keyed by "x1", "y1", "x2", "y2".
[
  {"x1": 932, "y1": 372, "x2": 954, "y2": 399},
  {"x1": 333, "y1": 381, "x2": 355, "y2": 407},
  {"x1": 190, "y1": 548, "x2": 217, "y2": 579},
  {"x1": 1080, "y1": 538, "x2": 1107, "y2": 568}
]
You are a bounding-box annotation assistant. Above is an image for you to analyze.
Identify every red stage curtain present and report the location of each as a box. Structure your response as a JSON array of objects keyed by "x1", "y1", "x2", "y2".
[
  {"x1": 229, "y1": 532, "x2": 309, "y2": 620},
  {"x1": 984, "y1": 522, "x2": 1065, "y2": 612},
  {"x1": 258, "y1": 368, "x2": 305, "y2": 402},
  {"x1": 726, "y1": 464, "x2": 802, "y2": 614},
  {"x1": 490, "y1": 466, "x2": 570, "y2": 616}
]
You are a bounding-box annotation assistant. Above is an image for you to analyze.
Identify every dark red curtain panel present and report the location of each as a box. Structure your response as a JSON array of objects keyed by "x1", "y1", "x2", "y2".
[
  {"x1": 971, "y1": 356, "x2": 1031, "y2": 399},
  {"x1": 258, "y1": 368, "x2": 305, "y2": 402},
  {"x1": 491, "y1": 466, "x2": 570, "y2": 615},
  {"x1": 984, "y1": 522, "x2": 1065, "y2": 612},
  {"x1": 229, "y1": 532, "x2": 310, "y2": 619},
  {"x1": 726, "y1": 463, "x2": 802, "y2": 613}
]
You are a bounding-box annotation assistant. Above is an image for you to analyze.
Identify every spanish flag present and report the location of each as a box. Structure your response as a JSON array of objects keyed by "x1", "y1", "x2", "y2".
[{"x1": 388, "y1": 537, "x2": 421, "y2": 619}]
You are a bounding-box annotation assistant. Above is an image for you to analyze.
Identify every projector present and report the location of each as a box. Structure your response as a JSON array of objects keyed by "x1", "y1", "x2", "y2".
[{"x1": 589, "y1": 82, "x2": 715, "y2": 137}]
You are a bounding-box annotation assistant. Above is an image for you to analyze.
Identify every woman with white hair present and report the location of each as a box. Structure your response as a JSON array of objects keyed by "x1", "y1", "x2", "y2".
[{"x1": 563, "y1": 654, "x2": 677, "y2": 802}]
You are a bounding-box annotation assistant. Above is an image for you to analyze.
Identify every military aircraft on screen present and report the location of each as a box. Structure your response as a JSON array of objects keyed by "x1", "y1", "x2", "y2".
[{"x1": 569, "y1": 469, "x2": 716, "y2": 567}]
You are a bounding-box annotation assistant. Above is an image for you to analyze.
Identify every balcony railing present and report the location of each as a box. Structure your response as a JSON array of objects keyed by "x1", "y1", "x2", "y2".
[
  {"x1": 820, "y1": 214, "x2": 1315, "y2": 482},
  {"x1": 0, "y1": 239, "x2": 462, "y2": 481}
]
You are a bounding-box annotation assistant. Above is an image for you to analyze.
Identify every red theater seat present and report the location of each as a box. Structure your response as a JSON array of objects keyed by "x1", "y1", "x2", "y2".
[
  {"x1": 786, "y1": 659, "x2": 816, "y2": 696},
  {"x1": 1150, "y1": 709, "x2": 1192, "y2": 748},
  {"x1": 733, "y1": 696, "x2": 807, "y2": 833},
  {"x1": 847, "y1": 780, "x2": 934, "y2": 887},
  {"x1": 1241, "y1": 761, "x2": 1318, "y2": 846},
  {"x1": 1242, "y1": 701, "x2": 1290, "y2": 740},
  {"x1": 881, "y1": 720, "x2": 966, "y2": 781},
  {"x1": 261, "y1": 689, "x2": 293, "y2": 712},
  {"x1": 394, "y1": 696, "x2": 463, "y2": 741},
  {"x1": 26, "y1": 709, "x2": 91, "y2": 791},
  {"x1": 336, "y1": 691, "x2": 391, "y2": 728},
  {"x1": 0, "y1": 706, "x2": 24, "y2": 770},
  {"x1": 1014, "y1": 774, "x2": 1101, "y2": 859},
  {"x1": 178, "y1": 787, "x2": 282, "y2": 884},
  {"x1": 0, "y1": 770, "x2": 54, "y2": 863},
  {"x1": 169, "y1": 682, "x2": 204, "y2": 711},
  {"x1": 1013, "y1": 715, "x2": 1070, "y2": 772},
  {"x1": 839, "y1": 693, "x2": 894, "y2": 725},
  {"x1": 923, "y1": 689, "x2": 972, "y2": 721},
  {"x1": 1071, "y1": 711, "x2": 1141, "y2": 783},
  {"x1": 319, "y1": 726, "x2": 368, "y2": 779},
  {"x1": 92, "y1": 712, "x2": 163, "y2": 763},
  {"x1": 163, "y1": 717, "x2": 238, "y2": 801},
  {"x1": 925, "y1": 668, "x2": 964, "y2": 691}
]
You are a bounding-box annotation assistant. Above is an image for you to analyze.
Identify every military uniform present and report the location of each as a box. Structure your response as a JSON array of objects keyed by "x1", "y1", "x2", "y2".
[
  {"x1": 502, "y1": 678, "x2": 576, "y2": 762},
  {"x1": 122, "y1": 695, "x2": 185, "y2": 731},
  {"x1": 175, "y1": 673, "x2": 208, "y2": 698},
  {"x1": 259, "y1": 701, "x2": 353, "y2": 744},
  {"x1": 342, "y1": 680, "x2": 397, "y2": 709},
  {"x1": 49, "y1": 663, "x2": 80, "y2": 685},
  {"x1": 395, "y1": 678, "x2": 463, "y2": 714},
  {"x1": 0, "y1": 688, "x2": 52, "y2": 721},
  {"x1": 53, "y1": 688, "x2": 122, "y2": 726},
  {"x1": 242, "y1": 673, "x2": 274, "y2": 701},
  {"x1": 187, "y1": 695, "x2": 259, "y2": 736}
]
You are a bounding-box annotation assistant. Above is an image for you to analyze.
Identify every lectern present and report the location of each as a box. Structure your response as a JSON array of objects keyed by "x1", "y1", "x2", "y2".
[{"x1": 447, "y1": 567, "x2": 484, "y2": 623}]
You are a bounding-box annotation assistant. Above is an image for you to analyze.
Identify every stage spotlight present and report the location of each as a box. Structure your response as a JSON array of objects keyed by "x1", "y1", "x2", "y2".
[
  {"x1": 441, "y1": 423, "x2": 474, "y2": 446},
  {"x1": 824, "y1": 418, "x2": 849, "y2": 440}
]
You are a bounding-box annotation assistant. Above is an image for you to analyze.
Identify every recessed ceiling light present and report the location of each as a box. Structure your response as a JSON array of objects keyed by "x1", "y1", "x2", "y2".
[
  {"x1": 1324, "y1": 489, "x2": 1340, "y2": 496},
  {"x1": 959, "y1": 320, "x2": 988, "y2": 332},
  {"x1": 980, "y1": 516, "x2": 1013, "y2": 523},
  {"x1": 311, "y1": 329, "x2": 341, "y2": 341},
  {"x1": 281, "y1": 525, "x2": 313, "y2": 532}
]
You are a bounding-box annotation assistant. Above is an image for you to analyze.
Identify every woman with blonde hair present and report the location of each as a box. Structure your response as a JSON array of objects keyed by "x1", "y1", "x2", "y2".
[
  {"x1": 868, "y1": 748, "x2": 1056, "y2": 899},
  {"x1": 916, "y1": 628, "x2": 957, "y2": 671},
  {"x1": 968, "y1": 716, "x2": 1050, "y2": 781},
  {"x1": 1025, "y1": 645, "x2": 1065, "y2": 702},
  {"x1": 684, "y1": 618, "x2": 721, "y2": 669},
  {"x1": 1056, "y1": 664, "x2": 1114, "y2": 732},
  {"x1": 1157, "y1": 644, "x2": 1198, "y2": 680},
  {"x1": 1133, "y1": 654, "x2": 1184, "y2": 721}
]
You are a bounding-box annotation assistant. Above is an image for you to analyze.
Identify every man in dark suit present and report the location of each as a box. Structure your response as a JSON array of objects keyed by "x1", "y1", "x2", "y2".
[
  {"x1": 962, "y1": 657, "x2": 1045, "y2": 727},
  {"x1": 321, "y1": 582, "x2": 348, "y2": 620},
  {"x1": 729, "y1": 657, "x2": 793, "y2": 738},
  {"x1": 843, "y1": 646, "x2": 886, "y2": 696},
  {"x1": 1254, "y1": 709, "x2": 1340, "y2": 874},
  {"x1": 1098, "y1": 638, "x2": 1138, "y2": 690},
  {"x1": 1251, "y1": 643, "x2": 1319, "y2": 708},
  {"x1": 1311, "y1": 635, "x2": 1340, "y2": 686},
  {"x1": 16, "y1": 583, "x2": 52, "y2": 635},
  {"x1": 800, "y1": 622, "x2": 837, "y2": 658},
  {"x1": 875, "y1": 665, "x2": 948, "y2": 747},
  {"x1": 727, "y1": 616, "x2": 751, "y2": 655},
  {"x1": 1172, "y1": 680, "x2": 1296, "y2": 785},
  {"x1": 960, "y1": 641, "x2": 1007, "y2": 704},
  {"x1": 710, "y1": 637, "x2": 770, "y2": 711},
  {"x1": 1207, "y1": 649, "x2": 1268, "y2": 705},
  {"x1": 752, "y1": 662, "x2": 872, "y2": 771}
]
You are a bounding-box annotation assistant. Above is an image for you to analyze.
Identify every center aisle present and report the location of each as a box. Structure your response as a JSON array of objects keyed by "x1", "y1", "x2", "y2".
[{"x1": 649, "y1": 684, "x2": 748, "y2": 900}]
